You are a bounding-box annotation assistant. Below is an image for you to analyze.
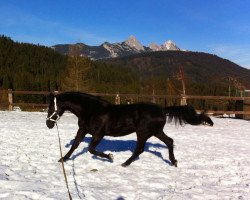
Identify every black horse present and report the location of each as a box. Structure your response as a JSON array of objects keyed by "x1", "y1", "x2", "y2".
[{"x1": 46, "y1": 92, "x2": 213, "y2": 167}]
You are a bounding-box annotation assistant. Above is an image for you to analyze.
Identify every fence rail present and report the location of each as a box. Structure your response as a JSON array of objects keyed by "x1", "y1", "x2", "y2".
[
  {"x1": 2, "y1": 90, "x2": 250, "y2": 100},
  {"x1": 1, "y1": 90, "x2": 250, "y2": 116}
]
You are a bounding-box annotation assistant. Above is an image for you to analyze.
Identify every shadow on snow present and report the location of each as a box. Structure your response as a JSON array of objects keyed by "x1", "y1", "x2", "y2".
[{"x1": 65, "y1": 136, "x2": 172, "y2": 165}]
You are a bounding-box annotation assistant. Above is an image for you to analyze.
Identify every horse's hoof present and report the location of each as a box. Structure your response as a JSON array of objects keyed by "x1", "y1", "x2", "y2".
[
  {"x1": 108, "y1": 153, "x2": 114, "y2": 161},
  {"x1": 121, "y1": 163, "x2": 128, "y2": 167},
  {"x1": 58, "y1": 157, "x2": 68, "y2": 163},
  {"x1": 121, "y1": 162, "x2": 130, "y2": 167},
  {"x1": 173, "y1": 160, "x2": 178, "y2": 167}
]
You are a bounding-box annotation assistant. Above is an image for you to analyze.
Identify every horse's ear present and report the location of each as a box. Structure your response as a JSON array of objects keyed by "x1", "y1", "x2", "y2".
[{"x1": 49, "y1": 93, "x2": 55, "y2": 102}]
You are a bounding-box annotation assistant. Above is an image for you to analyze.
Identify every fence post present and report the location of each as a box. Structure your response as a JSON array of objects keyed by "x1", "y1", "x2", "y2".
[
  {"x1": 8, "y1": 89, "x2": 13, "y2": 111},
  {"x1": 115, "y1": 94, "x2": 120, "y2": 105},
  {"x1": 180, "y1": 95, "x2": 187, "y2": 105}
]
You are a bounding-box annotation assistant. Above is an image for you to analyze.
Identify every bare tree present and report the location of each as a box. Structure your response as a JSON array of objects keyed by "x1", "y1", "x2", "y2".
[{"x1": 61, "y1": 44, "x2": 90, "y2": 92}]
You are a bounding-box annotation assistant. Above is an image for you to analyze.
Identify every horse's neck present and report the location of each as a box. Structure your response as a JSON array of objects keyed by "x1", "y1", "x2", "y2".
[
  {"x1": 61, "y1": 101, "x2": 81, "y2": 118},
  {"x1": 60, "y1": 95, "x2": 108, "y2": 118}
]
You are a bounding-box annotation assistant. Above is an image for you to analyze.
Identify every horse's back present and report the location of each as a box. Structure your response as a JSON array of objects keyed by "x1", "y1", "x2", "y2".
[
  {"x1": 109, "y1": 103, "x2": 164, "y2": 119},
  {"x1": 104, "y1": 103, "x2": 166, "y2": 136}
]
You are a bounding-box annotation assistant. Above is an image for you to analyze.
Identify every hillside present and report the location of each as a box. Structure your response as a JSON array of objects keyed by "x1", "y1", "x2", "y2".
[
  {"x1": 0, "y1": 35, "x2": 139, "y2": 96},
  {"x1": 100, "y1": 51, "x2": 250, "y2": 95},
  {"x1": 1, "y1": 35, "x2": 249, "y2": 98},
  {"x1": 0, "y1": 35, "x2": 67, "y2": 91}
]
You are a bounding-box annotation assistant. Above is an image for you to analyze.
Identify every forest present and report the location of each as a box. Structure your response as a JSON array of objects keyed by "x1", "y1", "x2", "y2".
[
  {"x1": 101, "y1": 51, "x2": 250, "y2": 96},
  {"x1": 0, "y1": 35, "x2": 140, "y2": 106},
  {"x1": 0, "y1": 35, "x2": 140, "y2": 93},
  {"x1": 0, "y1": 35, "x2": 249, "y2": 110}
]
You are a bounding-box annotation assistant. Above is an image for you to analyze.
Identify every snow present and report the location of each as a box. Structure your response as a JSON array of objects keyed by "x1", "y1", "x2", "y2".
[{"x1": 0, "y1": 111, "x2": 250, "y2": 200}]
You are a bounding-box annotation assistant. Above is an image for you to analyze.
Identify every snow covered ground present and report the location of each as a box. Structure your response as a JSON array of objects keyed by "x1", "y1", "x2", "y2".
[{"x1": 0, "y1": 111, "x2": 250, "y2": 200}]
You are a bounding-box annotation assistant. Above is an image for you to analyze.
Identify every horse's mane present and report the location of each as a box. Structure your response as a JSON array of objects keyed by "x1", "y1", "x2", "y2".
[{"x1": 56, "y1": 91, "x2": 111, "y2": 105}]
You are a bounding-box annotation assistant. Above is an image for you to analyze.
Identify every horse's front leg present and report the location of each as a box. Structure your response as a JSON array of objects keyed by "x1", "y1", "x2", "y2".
[
  {"x1": 88, "y1": 136, "x2": 113, "y2": 161},
  {"x1": 58, "y1": 128, "x2": 86, "y2": 162}
]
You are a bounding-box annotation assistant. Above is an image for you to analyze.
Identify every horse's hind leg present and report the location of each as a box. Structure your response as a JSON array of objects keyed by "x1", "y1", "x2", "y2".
[
  {"x1": 121, "y1": 134, "x2": 149, "y2": 167},
  {"x1": 155, "y1": 131, "x2": 177, "y2": 167},
  {"x1": 88, "y1": 136, "x2": 113, "y2": 161},
  {"x1": 58, "y1": 128, "x2": 86, "y2": 162}
]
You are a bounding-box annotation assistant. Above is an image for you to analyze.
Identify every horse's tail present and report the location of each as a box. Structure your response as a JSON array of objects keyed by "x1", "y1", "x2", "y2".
[{"x1": 163, "y1": 105, "x2": 213, "y2": 126}]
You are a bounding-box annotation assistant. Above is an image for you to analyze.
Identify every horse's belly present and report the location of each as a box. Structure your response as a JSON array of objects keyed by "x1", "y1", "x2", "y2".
[
  {"x1": 107, "y1": 121, "x2": 136, "y2": 137},
  {"x1": 107, "y1": 128, "x2": 135, "y2": 137}
]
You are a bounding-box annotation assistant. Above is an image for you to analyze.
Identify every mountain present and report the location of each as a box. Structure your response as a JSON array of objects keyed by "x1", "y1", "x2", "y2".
[
  {"x1": 150, "y1": 40, "x2": 180, "y2": 51},
  {"x1": 1, "y1": 34, "x2": 250, "y2": 101},
  {"x1": 52, "y1": 35, "x2": 180, "y2": 60},
  {"x1": 99, "y1": 51, "x2": 250, "y2": 93},
  {"x1": 52, "y1": 35, "x2": 250, "y2": 94}
]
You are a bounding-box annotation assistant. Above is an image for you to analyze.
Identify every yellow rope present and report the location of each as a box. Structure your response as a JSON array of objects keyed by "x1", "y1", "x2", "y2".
[{"x1": 56, "y1": 123, "x2": 72, "y2": 200}]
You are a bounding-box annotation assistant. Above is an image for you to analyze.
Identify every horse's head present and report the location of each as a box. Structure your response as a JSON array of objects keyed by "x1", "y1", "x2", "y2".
[
  {"x1": 200, "y1": 112, "x2": 214, "y2": 126},
  {"x1": 46, "y1": 93, "x2": 62, "y2": 129}
]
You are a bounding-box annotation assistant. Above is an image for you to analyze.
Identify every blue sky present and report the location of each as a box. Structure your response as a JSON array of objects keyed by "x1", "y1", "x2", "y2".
[{"x1": 0, "y1": 0, "x2": 250, "y2": 69}]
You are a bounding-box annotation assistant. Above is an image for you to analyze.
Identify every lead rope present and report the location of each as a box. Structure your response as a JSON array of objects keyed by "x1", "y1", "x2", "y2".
[{"x1": 55, "y1": 122, "x2": 72, "y2": 200}]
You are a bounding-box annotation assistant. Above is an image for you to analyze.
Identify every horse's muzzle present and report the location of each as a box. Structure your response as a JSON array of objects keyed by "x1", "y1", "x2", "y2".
[
  {"x1": 46, "y1": 120, "x2": 55, "y2": 129},
  {"x1": 204, "y1": 121, "x2": 213, "y2": 126},
  {"x1": 206, "y1": 122, "x2": 213, "y2": 126},
  {"x1": 204, "y1": 116, "x2": 214, "y2": 127}
]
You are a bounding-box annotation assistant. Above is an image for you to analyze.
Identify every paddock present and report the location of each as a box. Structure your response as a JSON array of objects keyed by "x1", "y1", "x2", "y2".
[{"x1": 0, "y1": 111, "x2": 249, "y2": 199}]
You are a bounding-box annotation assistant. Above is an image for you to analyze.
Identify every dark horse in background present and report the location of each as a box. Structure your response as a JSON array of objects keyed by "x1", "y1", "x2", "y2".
[{"x1": 46, "y1": 92, "x2": 213, "y2": 167}]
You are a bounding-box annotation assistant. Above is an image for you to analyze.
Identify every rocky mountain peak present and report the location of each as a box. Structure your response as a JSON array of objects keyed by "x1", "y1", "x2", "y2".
[
  {"x1": 161, "y1": 40, "x2": 180, "y2": 50},
  {"x1": 124, "y1": 35, "x2": 145, "y2": 51},
  {"x1": 149, "y1": 43, "x2": 161, "y2": 51}
]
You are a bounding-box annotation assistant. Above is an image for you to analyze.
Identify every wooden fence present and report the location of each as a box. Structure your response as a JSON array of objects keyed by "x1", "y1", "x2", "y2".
[{"x1": 1, "y1": 90, "x2": 250, "y2": 118}]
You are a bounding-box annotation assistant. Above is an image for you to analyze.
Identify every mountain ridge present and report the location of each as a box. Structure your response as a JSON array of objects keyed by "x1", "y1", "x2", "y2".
[{"x1": 52, "y1": 35, "x2": 180, "y2": 60}]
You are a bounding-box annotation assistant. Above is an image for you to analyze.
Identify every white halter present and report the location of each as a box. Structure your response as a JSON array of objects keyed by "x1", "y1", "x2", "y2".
[{"x1": 46, "y1": 97, "x2": 60, "y2": 122}]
